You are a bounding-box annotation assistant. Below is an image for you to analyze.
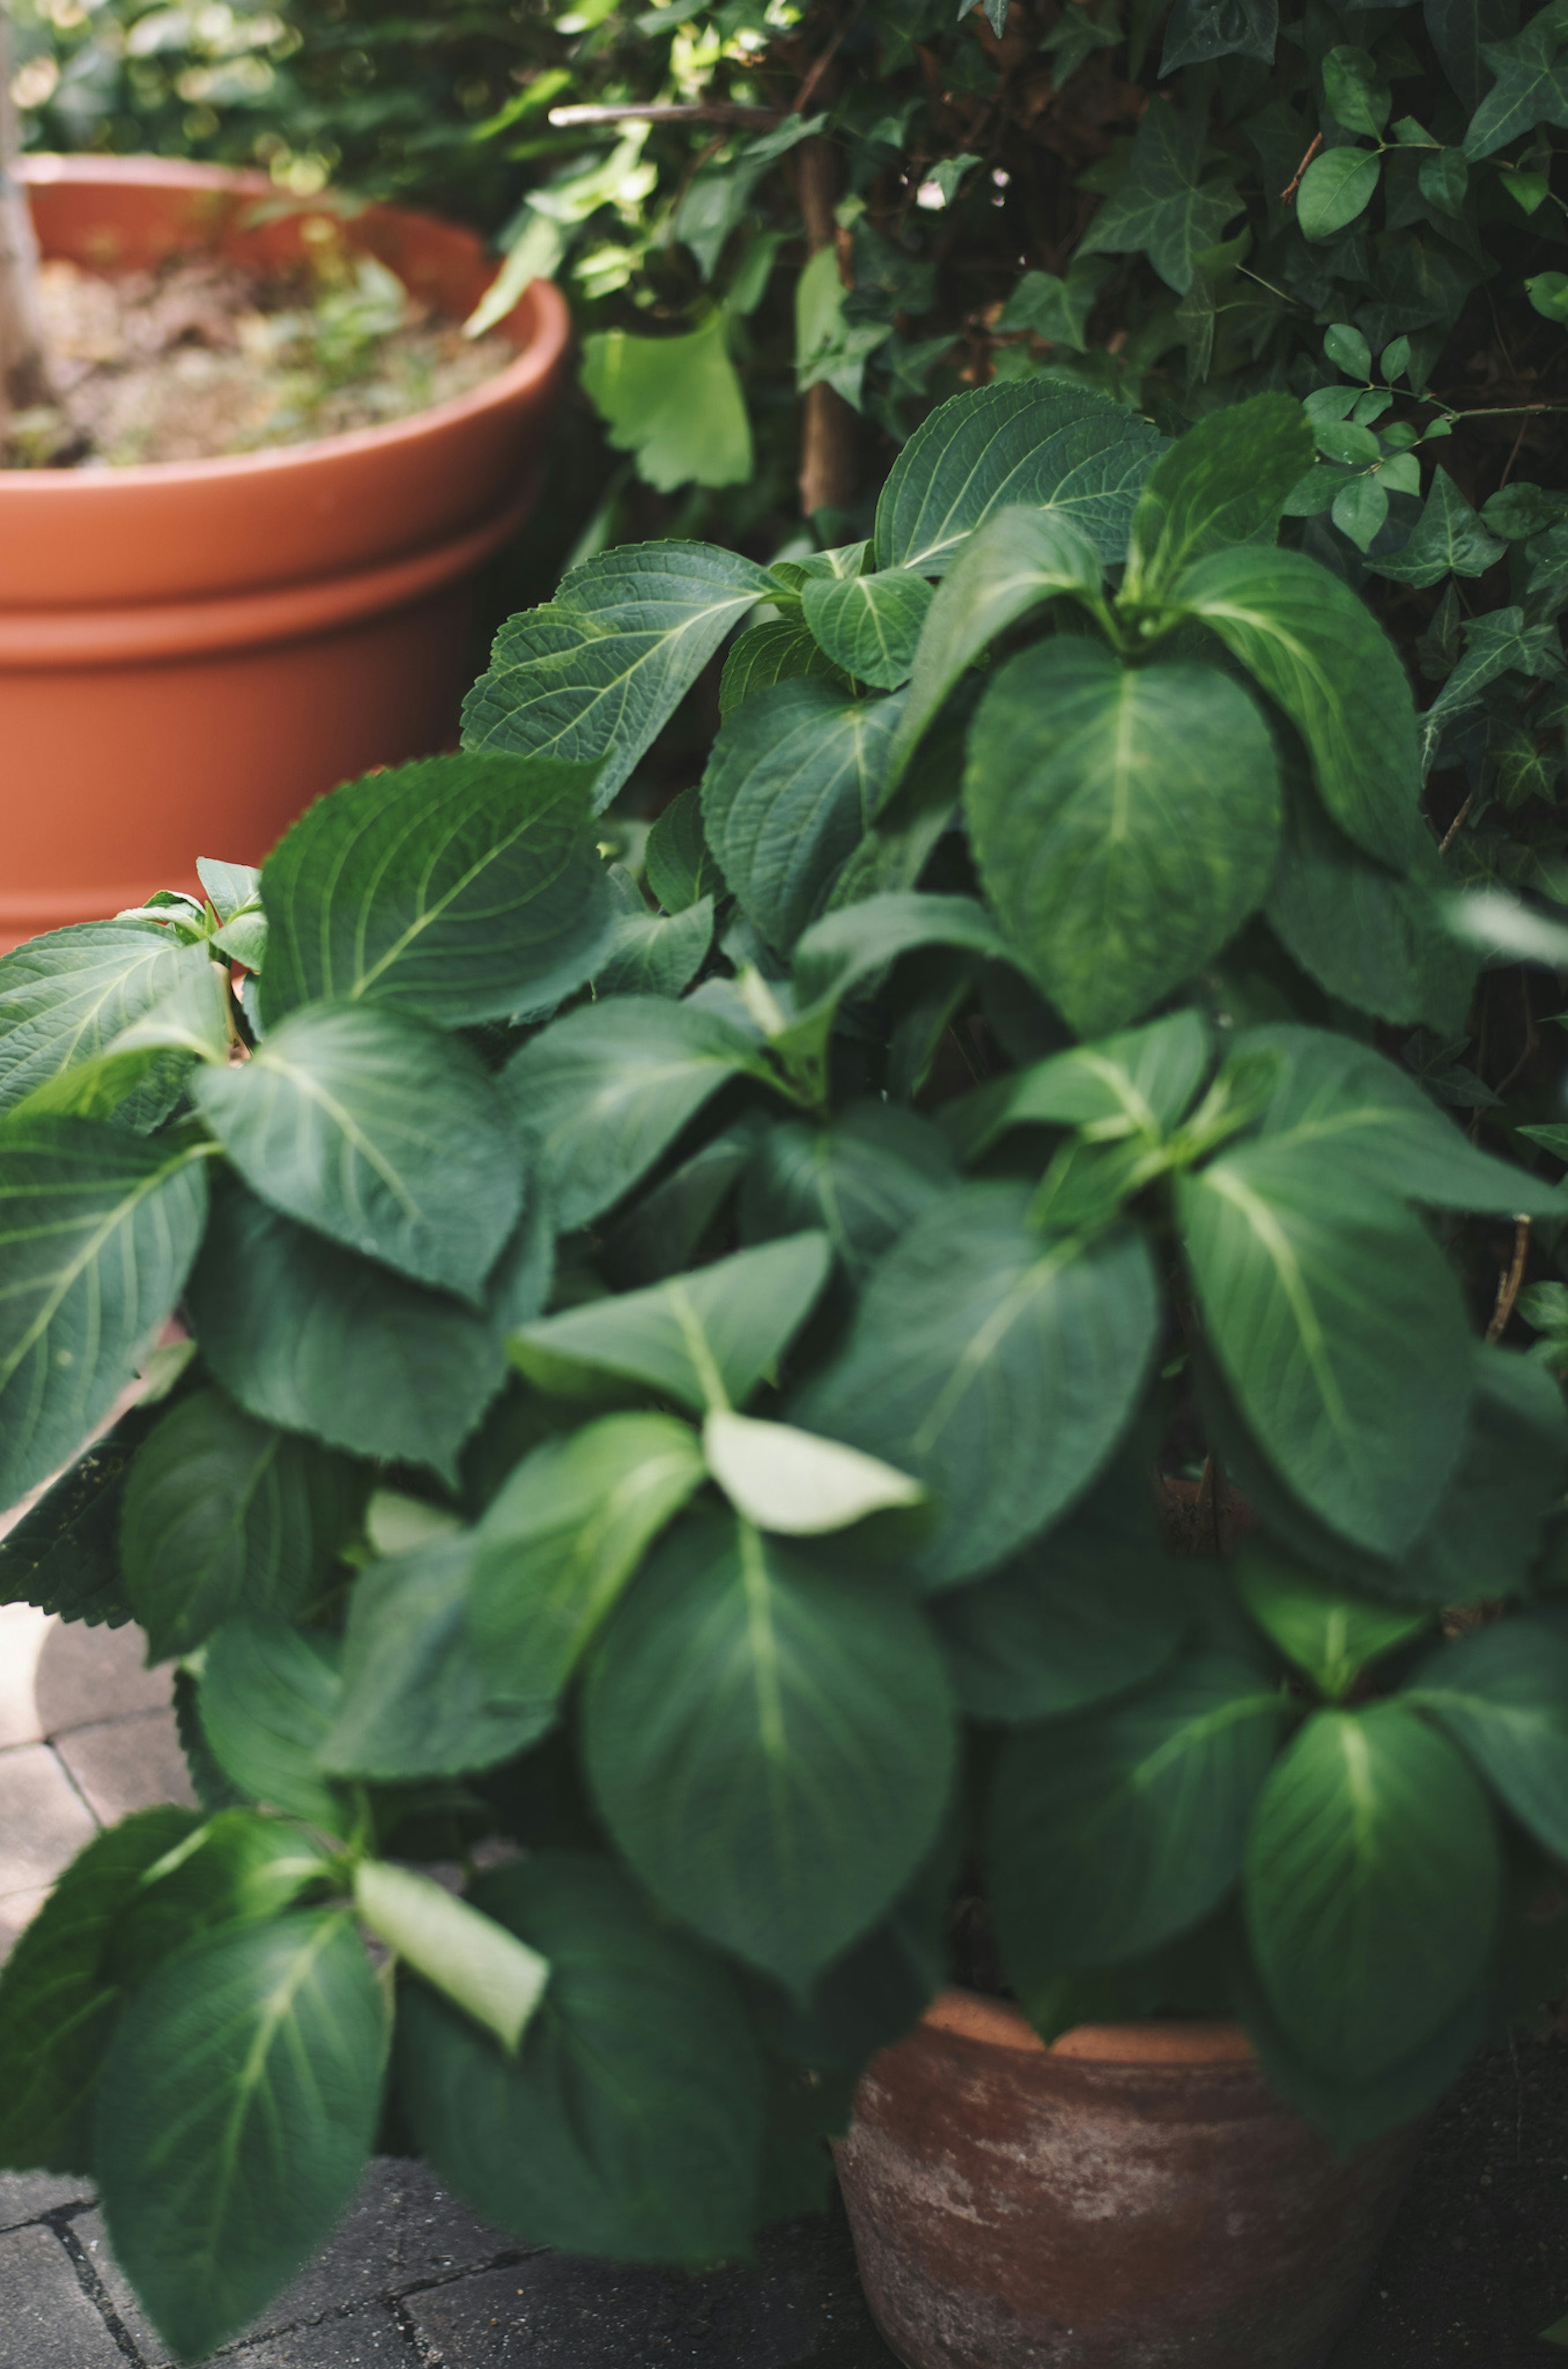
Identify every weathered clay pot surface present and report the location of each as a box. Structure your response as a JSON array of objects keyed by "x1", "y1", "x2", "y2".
[{"x1": 835, "y1": 1992, "x2": 1422, "y2": 2369}]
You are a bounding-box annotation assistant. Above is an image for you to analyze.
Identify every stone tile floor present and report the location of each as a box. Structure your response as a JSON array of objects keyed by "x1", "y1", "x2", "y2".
[{"x1": 0, "y1": 1608, "x2": 1563, "y2": 2365}]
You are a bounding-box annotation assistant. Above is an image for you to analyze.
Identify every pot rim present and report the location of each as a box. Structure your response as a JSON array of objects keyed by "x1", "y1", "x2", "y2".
[
  {"x1": 9, "y1": 154, "x2": 570, "y2": 492},
  {"x1": 926, "y1": 1988, "x2": 1256, "y2": 2068}
]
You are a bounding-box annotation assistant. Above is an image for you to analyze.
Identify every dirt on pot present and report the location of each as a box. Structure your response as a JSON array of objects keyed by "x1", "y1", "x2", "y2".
[{"x1": 2, "y1": 245, "x2": 515, "y2": 468}]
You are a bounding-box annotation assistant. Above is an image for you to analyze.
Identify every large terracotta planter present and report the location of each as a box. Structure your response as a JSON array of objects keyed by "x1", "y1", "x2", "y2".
[
  {"x1": 0, "y1": 157, "x2": 570, "y2": 947},
  {"x1": 835, "y1": 1992, "x2": 1422, "y2": 2369}
]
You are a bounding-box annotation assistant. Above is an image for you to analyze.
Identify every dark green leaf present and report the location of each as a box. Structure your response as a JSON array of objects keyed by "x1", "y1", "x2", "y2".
[
  {"x1": 198, "y1": 1618, "x2": 350, "y2": 1830},
  {"x1": 1161, "y1": 0, "x2": 1277, "y2": 71},
  {"x1": 1322, "y1": 45, "x2": 1392, "y2": 136},
  {"x1": 781, "y1": 892, "x2": 1011, "y2": 1072},
  {"x1": 1464, "y1": 12, "x2": 1568, "y2": 158},
  {"x1": 1297, "y1": 146, "x2": 1382, "y2": 239},
  {"x1": 801, "y1": 568, "x2": 935, "y2": 690},
  {"x1": 944, "y1": 1008, "x2": 1214, "y2": 1160},
  {"x1": 994, "y1": 257, "x2": 1109, "y2": 349},
  {"x1": 1235, "y1": 1548, "x2": 1430, "y2": 1698},
  {"x1": 1370, "y1": 469, "x2": 1507, "y2": 587},
  {"x1": 644, "y1": 786, "x2": 727, "y2": 913},
  {"x1": 718, "y1": 618, "x2": 849, "y2": 721},
  {"x1": 1077, "y1": 102, "x2": 1246, "y2": 293},
  {"x1": 594, "y1": 894, "x2": 714, "y2": 1000},
  {"x1": 1427, "y1": 0, "x2": 1522, "y2": 112},
  {"x1": 740, "y1": 1101, "x2": 957, "y2": 1278},
  {"x1": 1405, "y1": 1614, "x2": 1568, "y2": 1860},
  {"x1": 0, "y1": 1401, "x2": 160, "y2": 1628},
  {"x1": 1126, "y1": 395, "x2": 1313, "y2": 598}
]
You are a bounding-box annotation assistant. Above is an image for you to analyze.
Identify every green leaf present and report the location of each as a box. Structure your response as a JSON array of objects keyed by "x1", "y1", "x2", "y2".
[
  {"x1": 1174, "y1": 544, "x2": 1425, "y2": 869},
  {"x1": 701, "y1": 683, "x2": 905, "y2": 950},
  {"x1": 1426, "y1": 0, "x2": 1523, "y2": 113},
  {"x1": 187, "y1": 1186, "x2": 505, "y2": 1486},
  {"x1": 783, "y1": 891, "x2": 1011, "y2": 1070},
  {"x1": 965, "y1": 639, "x2": 1282, "y2": 1035},
  {"x1": 995, "y1": 256, "x2": 1110, "y2": 349},
  {"x1": 0, "y1": 1120, "x2": 210, "y2": 1510},
  {"x1": 873, "y1": 380, "x2": 1165, "y2": 573},
  {"x1": 468, "y1": 1412, "x2": 708, "y2": 1709},
  {"x1": 1235, "y1": 1548, "x2": 1430, "y2": 1698},
  {"x1": 944, "y1": 1008, "x2": 1214, "y2": 1161},
  {"x1": 1331, "y1": 474, "x2": 1389, "y2": 554},
  {"x1": 593, "y1": 888, "x2": 713, "y2": 1000},
  {"x1": 0, "y1": 1400, "x2": 160, "y2": 1628},
  {"x1": 795, "y1": 243, "x2": 892, "y2": 410},
  {"x1": 702, "y1": 1409, "x2": 924, "y2": 1534},
  {"x1": 195, "y1": 1004, "x2": 521, "y2": 1302},
  {"x1": 197, "y1": 859, "x2": 261, "y2": 922},
  {"x1": 259, "y1": 754, "x2": 616, "y2": 1027},
  {"x1": 513, "y1": 1232, "x2": 831, "y2": 1413},
  {"x1": 121, "y1": 1389, "x2": 365, "y2": 1662},
  {"x1": 1322, "y1": 45, "x2": 1391, "y2": 136},
  {"x1": 1371, "y1": 469, "x2": 1506, "y2": 588},
  {"x1": 581, "y1": 310, "x2": 751, "y2": 492},
  {"x1": 198, "y1": 1618, "x2": 350, "y2": 1830},
  {"x1": 1323, "y1": 321, "x2": 1371, "y2": 379},
  {"x1": 500, "y1": 996, "x2": 776, "y2": 1233},
  {"x1": 1125, "y1": 395, "x2": 1315, "y2": 599},
  {"x1": 396, "y1": 1854, "x2": 765, "y2": 2258},
  {"x1": 795, "y1": 1184, "x2": 1160, "y2": 1587},
  {"x1": 9, "y1": 953, "x2": 232, "y2": 1133},
  {"x1": 1405, "y1": 1615, "x2": 1568, "y2": 1861},
  {"x1": 354, "y1": 1859, "x2": 548, "y2": 2054},
  {"x1": 644, "y1": 786, "x2": 726, "y2": 913},
  {"x1": 105, "y1": 1810, "x2": 332, "y2": 1994},
  {"x1": 0, "y1": 1807, "x2": 201, "y2": 2175},
  {"x1": 94, "y1": 1912, "x2": 383, "y2": 2361},
  {"x1": 887, "y1": 506, "x2": 1105, "y2": 791},
  {"x1": 989, "y1": 1654, "x2": 1288, "y2": 2001},
  {"x1": 739, "y1": 1101, "x2": 957, "y2": 1279},
  {"x1": 462, "y1": 543, "x2": 774, "y2": 811},
  {"x1": 1244, "y1": 1704, "x2": 1501, "y2": 2079},
  {"x1": 1464, "y1": 13, "x2": 1568, "y2": 158},
  {"x1": 1297, "y1": 145, "x2": 1382, "y2": 239},
  {"x1": 800, "y1": 568, "x2": 935, "y2": 691},
  {"x1": 1077, "y1": 101, "x2": 1246, "y2": 293},
  {"x1": 718, "y1": 618, "x2": 849, "y2": 721},
  {"x1": 584, "y1": 1513, "x2": 956, "y2": 1991},
  {"x1": 0, "y1": 924, "x2": 209, "y2": 1122}
]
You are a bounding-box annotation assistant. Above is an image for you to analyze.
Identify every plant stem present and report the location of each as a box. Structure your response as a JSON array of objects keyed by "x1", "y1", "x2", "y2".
[
  {"x1": 0, "y1": 3, "x2": 53, "y2": 445},
  {"x1": 547, "y1": 101, "x2": 783, "y2": 127}
]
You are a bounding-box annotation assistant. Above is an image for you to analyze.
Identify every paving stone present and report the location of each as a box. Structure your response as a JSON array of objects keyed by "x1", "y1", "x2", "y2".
[
  {"x1": 53, "y1": 1708, "x2": 196, "y2": 1823},
  {"x1": 0, "y1": 2222, "x2": 126, "y2": 2368},
  {"x1": 0, "y1": 1885, "x2": 54, "y2": 1962},
  {"x1": 0, "y1": 1605, "x2": 51, "y2": 1749},
  {"x1": 32, "y1": 1615, "x2": 171, "y2": 1737},
  {"x1": 0, "y1": 1742, "x2": 99, "y2": 1892},
  {"x1": 0, "y1": 2172, "x2": 93, "y2": 2232},
  {"x1": 231, "y1": 2305, "x2": 418, "y2": 2367}
]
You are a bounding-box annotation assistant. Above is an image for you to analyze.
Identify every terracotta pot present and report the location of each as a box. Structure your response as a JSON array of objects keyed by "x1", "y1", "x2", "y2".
[
  {"x1": 0, "y1": 157, "x2": 570, "y2": 948},
  {"x1": 835, "y1": 1992, "x2": 1422, "y2": 2369}
]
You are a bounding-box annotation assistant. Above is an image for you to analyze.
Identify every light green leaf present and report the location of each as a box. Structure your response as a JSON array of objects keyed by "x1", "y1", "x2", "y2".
[
  {"x1": 794, "y1": 244, "x2": 891, "y2": 410},
  {"x1": 468, "y1": 1412, "x2": 709, "y2": 1708},
  {"x1": 500, "y1": 996, "x2": 777, "y2": 1233},
  {"x1": 0, "y1": 923, "x2": 209, "y2": 1120},
  {"x1": 94, "y1": 1912, "x2": 383, "y2": 2361},
  {"x1": 1405, "y1": 1615, "x2": 1568, "y2": 1861},
  {"x1": 6, "y1": 953, "x2": 229, "y2": 1129},
  {"x1": 187, "y1": 1187, "x2": 505, "y2": 1486},
  {"x1": 396, "y1": 1853, "x2": 765, "y2": 2259},
  {"x1": 584, "y1": 1513, "x2": 957, "y2": 1991},
  {"x1": 196, "y1": 859, "x2": 260, "y2": 921},
  {"x1": 513, "y1": 1231, "x2": 831, "y2": 1413},
  {"x1": 718, "y1": 618, "x2": 848, "y2": 720},
  {"x1": 1235, "y1": 1548, "x2": 1430, "y2": 1698},
  {"x1": 1297, "y1": 145, "x2": 1382, "y2": 239},
  {"x1": 739, "y1": 1101, "x2": 957, "y2": 1279},
  {"x1": 800, "y1": 567, "x2": 935, "y2": 691},
  {"x1": 195, "y1": 1004, "x2": 523, "y2": 1302},
  {"x1": 1125, "y1": 394, "x2": 1314, "y2": 599},
  {"x1": 966, "y1": 639, "x2": 1281, "y2": 1035},
  {"x1": 1245, "y1": 1704, "x2": 1500, "y2": 2079},
  {"x1": 198, "y1": 1618, "x2": 349, "y2": 1830},
  {"x1": 121, "y1": 1389, "x2": 365, "y2": 1662},
  {"x1": 795, "y1": 1183, "x2": 1160, "y2": 1587},
  {"x1": 581, "y1": 310, "x2": 751, "y2": 492},
  {"x1": 644, "y1": 786, "x2": 727, "y2": 912},
  {"x1": 1077, "y1": 100, "x2": 1246, "y2": 292},
  {"x1": 462, "y1": 543, "x2": 774, "y2": 812},
  {"x1": 873, "y1": 379, "x2": 1165, "y2": 573},
  {"x1": 944, "y1": 1009, "x2": 1214, "y2": 1161},
  {"x1": 0, "y1": 1120, "x2": 210, "y2": 1510},
  {"x1": 594, "y1": 892, "x2": 714, "y2": 1000},
  {"x1": 702, "y1": 1409, "x2": 924, "y2": 1534},
  {"x1": 354, "y1": 1859, "x2": 548, "y2": 2054},
  {"x1": 1174, "y1": 544, "x2": 1425, "y2": 869},
  {"x1": 259, "y1": 754, "x2": 615, "y2": 1026}
]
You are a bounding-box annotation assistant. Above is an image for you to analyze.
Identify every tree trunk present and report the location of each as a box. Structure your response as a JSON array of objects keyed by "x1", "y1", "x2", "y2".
[
  {"x1": 794, "y1": 121, "x2": 855, "y2": 523},
  {"x1": 0, "y1": 5, "x2": 54, "y2": 448}
]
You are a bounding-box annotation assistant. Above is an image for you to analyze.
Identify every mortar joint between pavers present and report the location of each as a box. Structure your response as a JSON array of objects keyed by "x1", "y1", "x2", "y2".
[
  {"x1": 391, "y1": 2244, "x2": 546, "y2": 2300},
  {"x1": 388, "y1": 2294, "x2": 445, "y2": 2367},
  {"x1": 49, "y1": 2208, "x2": 150, "y2": 2368}
]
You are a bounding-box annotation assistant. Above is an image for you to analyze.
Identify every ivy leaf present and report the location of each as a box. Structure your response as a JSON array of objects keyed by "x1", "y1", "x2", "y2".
[
  {"x1": 583, "y1": 1512, "x2": 957, "y2": 1993},
  {"x1": 1321, "y1": 45, "x2": 1392, "y2": 136},
  {"x1": 0, "y1": 1119, "x2": 210, "y2": 1510},
  {"x1": 258, "y1": 754, "x2": 616, "y2": 1028},
  {"x1": 965, "y1": 639, "x2": 1282, "y2": 1035},
  {"x1": 1297, "y1": 146, "x2": 1382, "y2": 239},
  {"x1": 1125, "y1": 393, "x2": 1314, "y2": 598},
  {"x1": 1160, "y1": 0, "x2": 1278, "y2": 71},
  {"x1": 94, "y1": 1912, "x2": 383, "y2": 2361},
  {"x1": 794, "y1": 1183, "x2": 1160, "y2": 1587},
  {"x1": 462, "y1": 542, "x2": 774, "y2": 813},
  {"x1": 581, "y1": 311, "x2": 751, "y2": 492},
  {"x1": 719, "y1": 619, "x2": 848, "y2": 719},
  {"x1": 1077, "y1": 101, "x2": 1246, "y2": 294},
  {"x1": 194, "y1": 1004, "x2": 523, "y2": 1303},
  {"x1": 1405, "y1": 1614, "x2": 1568, "y2": 1861},
  {"x1": 1465, "y1": 11, "x2": 1568, "y2": 158},
  {"x1": 995, "y1": 257, "x2": 1111, "y2": 350},
  {"x1": 800, "y1": 567, "x2": 935, "y2": 691},
  {"x1": 1425, "y1": 605, "x2": 1568, "y2": 727},
  {"x1": 873, "y1": 380, "x2": 1165, "y2": 573},
  {"x1": 644, "y1": 787, "x2": 727, "y2": 914},
  {"x1": 1370, "y1": 468, "x2": 1508, "y2": 587},
  {"x1": 1426, "y1": 0, "x2": 1524, "y2": 113}
]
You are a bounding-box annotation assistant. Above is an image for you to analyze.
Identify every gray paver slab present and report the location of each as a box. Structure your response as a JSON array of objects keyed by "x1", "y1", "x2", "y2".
[
  {"x1": 0, "y1": 1886, "x2": 54, "y2": 1962},
  {"x1": 0, "y1": 2222, "x2": 126, "y2": 2369},
  {"x1": 0, "y1": 1742, "x2": 99, "y2": 1892},
  {"x1": 232, "y1": 2305, "x2": 417, "y2": 2367},
  {"x1": 53, "y1": 1708, "x2": 196, "y2": 1825},
  {"x1": 0, "y1": 1606, "x2": 50, "y2": 1749},
  {"x1": 0, "y1": 2172, "x2": 93, "y2": 2232},
  {"x1": 32, "y1": 1616, "x2": 170, "y2": 1736}
]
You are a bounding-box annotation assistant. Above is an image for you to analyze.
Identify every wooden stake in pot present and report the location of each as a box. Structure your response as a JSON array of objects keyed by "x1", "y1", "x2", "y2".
[{"x1": 0, "y1": 4, "x2": 55, "y2": 444}]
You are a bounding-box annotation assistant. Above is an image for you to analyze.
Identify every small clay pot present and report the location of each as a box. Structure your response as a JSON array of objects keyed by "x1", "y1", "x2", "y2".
[
  {"x1": 835, "y1": 1992, "x2": 1421, "y2": 2369},
  {"x1": 0, "y1": 158, "x2": 569, "y2": 947}
]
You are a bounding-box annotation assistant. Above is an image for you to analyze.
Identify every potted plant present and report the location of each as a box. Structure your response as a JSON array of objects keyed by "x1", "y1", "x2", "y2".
[
  {"x1": 1, "y1": 379, "x2": 1566, "y2": 2369},
  {"x1": 0, "y1": 14, "x2": 568, "y2": 948}
]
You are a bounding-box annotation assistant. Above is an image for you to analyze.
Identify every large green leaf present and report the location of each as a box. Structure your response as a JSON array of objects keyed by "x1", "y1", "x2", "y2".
[
  {"x1": 1234, "y1": 1549, "x2": 1430, "y2": 1700},
  {"x1": 198, "y1": 1618, "x2": 350, "y2": 1830},
  {"x1": 513, "y1": 1232, "x2": 831, "y2": 1412},
  {"x1": 794, "y1": 1184, "x2": 1160, "y2": 1587},
  {"x1": 1405, "y1": 1615, "x2": 1568, "y2": 1861},
  {"x1": 10, "y1": 950, "x2": 232, "y2": 1131},
  {"x1": 583, "y1": 1513, "x2": 956, "y2": 1992},
  {"x1": 580, "y1": 310, "x2": 751, "y2": 492},
  {"x1": 945, "y1": 1009, "x2": 1214, "y2": 1160},
  {"x1": 1178, "y1": 1154, "x2": 1473, "y2": 1557},
  {"x1": 187, "y1": 1186, "x2": 506, "y2": 1483},
  {"x1": 468, "y1": 1413, "x2": 708, "y2": 1710},
  {"x1": 258, "y1": 754, "x2": 616, "y2": 1027},
  {"x1": 1244, "y1": 1703, "x2": 1501, "y2": 2080},
  {"x1": 1124, "y1": 394, "x2": 1314, "y2": 600},
  {"x1": 462, "y1": 542, "x2": 774, "y2": 810},
  {"x1": 397, "y1": 1854, "x2": 765, "y2": 2260},
  {"x1": 1296, "y1": 145, "x2": 1382, "y2": 239},
  {"x1": 1076, "y1": 99, "x2": 1246, "y2": 292},
  {"x1": 1174, "y1": 545, "x2": 1425, "y2": 870},
  {"x1": 0, "y1": 923, "x2": 209, "y2": 1121},
  {"x1": 1463, "y1": 10, "x2": 1568, "y2": 158},
  {"x1": 0, "y1": 1398, "x2": 160, "y2": 1628},
  {"x1": 718, "y1": 619, "x2": 848, "y2": 721},
  {"x1": 988, "y1": 1654, "x2": 1288, "y2": 2006},
  {"x1": 194, "y1": 1003, "x2": 523, "y2": 1302},
  {"x1": 593, "y1": 892, "x2": 713, "y2": 1000},
  {"x1": 644, "y1": 785, "x2": 727, "y2": 915},
  {"x1": 0, "y1": 1119, "x2": 210, "y2": 1509},
  {"x1": 800, "y1": 567, "x2": 935, "y2": 690},
  {"x1": 873, "y1": 380, "x2": 1165, "y2": 574},
  {"x1": 780, "y1": 892, "x2": 1012, "y2": 1073},
  {"x1": 121, "y1": 1388, "x2": 365, "y2": 1661},
  {"x1": 701, "y1": 682, "x2": 905, "y2": 949},
  {"x1": 0, "y1": 1807, "x2": 201, "y2": 2175},
  {"x1": 94, "y1": 1912, "x2": 383, "y2": 2361},
  {"x1": 501, "y1": 997, "x2": 776, "y2": 1232},
  {"x1": 966, "y1": 640, "x2": 1281, "y2": 1036},
  {"x1": 739, "y1": 1101, "x2": 957, "y2": 1279}
]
